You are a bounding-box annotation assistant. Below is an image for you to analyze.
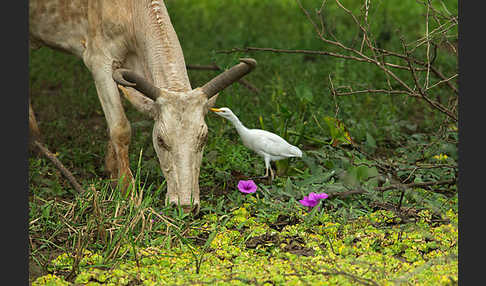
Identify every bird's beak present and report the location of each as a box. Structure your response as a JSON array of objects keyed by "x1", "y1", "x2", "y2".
[{"x1": 210, "y1": 108, "x2": 222, "y2": 112}]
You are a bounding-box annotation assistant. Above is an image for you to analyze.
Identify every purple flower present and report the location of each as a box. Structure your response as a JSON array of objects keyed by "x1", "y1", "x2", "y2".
[
  {"x1": 238, "y1": 180, "x2": 258, "y2": 194},
  {"x1": 299, "y1": 192, "x2": 329, "y2": 209}
]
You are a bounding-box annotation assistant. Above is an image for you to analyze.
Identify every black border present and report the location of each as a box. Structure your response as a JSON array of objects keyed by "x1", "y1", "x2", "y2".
[
  {"x1": 458, "y1": 1, "x2": 477, "y2": 285},
  {"x1": 4, "y1": 0, "x2": 29, "y2": 284}
]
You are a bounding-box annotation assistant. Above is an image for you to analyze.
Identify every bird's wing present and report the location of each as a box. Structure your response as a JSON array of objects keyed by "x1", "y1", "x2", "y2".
[{"x1": 247, "y1": 129, "x2": 301, "y2": 157}]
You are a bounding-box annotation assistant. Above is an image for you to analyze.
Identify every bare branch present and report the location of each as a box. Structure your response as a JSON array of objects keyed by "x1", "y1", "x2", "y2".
[
  {"x1": 334, "y1": 89, "x2": 418, "y2": 97},
  {"x1": 31, "y1": 140, "x2": 86, "y2": 194},
  {"x1": 328, "y1": 74, "x2": 340, "y2": 117},
  {"x1": 219, "y1": 0, "x2": 458, "y2": 121},
  {"x1": 217, "y1": 47, "x2": 422, "y2": 71},
  {"x1": 326, "y1": 178, "x2": 457, "y2": 199},
  {"x1": 400, "y1": 37, "x2": 458, "y2": 121},
  {"x1": 375, "y1": 179, "x2": 457, "y2": 192},
  {"x1": 425, "y1": 73, "x2": 458, "y2": 91}
]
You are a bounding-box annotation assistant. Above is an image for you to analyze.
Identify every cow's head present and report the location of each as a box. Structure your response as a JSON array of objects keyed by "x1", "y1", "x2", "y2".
[{"x1": 113, "y1": 58, "x2": 256, "y2": 212}]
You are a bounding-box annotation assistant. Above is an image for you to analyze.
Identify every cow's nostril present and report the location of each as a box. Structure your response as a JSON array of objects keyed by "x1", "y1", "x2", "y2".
[
  {"x1": 169, "y1": 202, "x2": 200, "y2": 214},
  {"x1": 182, "y1": 204, "x2": 199, "y2": 215}
]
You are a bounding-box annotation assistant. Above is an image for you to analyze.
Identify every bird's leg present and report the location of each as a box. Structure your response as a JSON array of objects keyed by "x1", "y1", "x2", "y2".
[
  {"x1": 265, "y1": 157, "x2": 274, "y2": 184},
  {"x1": 249, "y1": 157, "x2": 271, "y2": 181},
  {"x1": 249, "y1": 167, "x2": 269, "y2": 180}
]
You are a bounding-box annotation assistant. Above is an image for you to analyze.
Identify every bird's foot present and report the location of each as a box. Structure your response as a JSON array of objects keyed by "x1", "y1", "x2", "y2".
[
  {"x1": 248, "y1": 175, "x2": 273, "y2": 185},
  {"x1": 249, "y1": 175, "x2": 268, "y2": 180}
]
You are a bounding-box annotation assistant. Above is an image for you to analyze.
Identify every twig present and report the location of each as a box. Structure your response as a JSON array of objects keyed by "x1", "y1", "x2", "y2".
[
  {"x1": 425, "y1": 0, "x2": 431, "y2": 89},
  {"x1": 328, "y1": 74, "x2": 340, "y2": 117},
  {"x1": 425, "y1": 73, "x2": 458, "y2": 91},
  {"x1": 31, "y1": 140, "x2": 86, "y2": 194},
  {"x1": 334, "y1": 89, "x2": 418, "y2": 97},
  {"x1": 326, "y1": 178, "x2": 456, "y2": 199},
  {"x1": 375, "y1": 47, "x2": 458, "y2": 94},
  {"x1": 400, "y1": 37, "x2": 458, "y2": 121},
  {"x1": 217, "y1": 47, "x2": 418, "y2": 71},
  {"x1": 374, "y1": 179, "x2": 456, "y2": 192},
  {"x1": 218, "y1": 0, "x2": 458, "y2": 124}
]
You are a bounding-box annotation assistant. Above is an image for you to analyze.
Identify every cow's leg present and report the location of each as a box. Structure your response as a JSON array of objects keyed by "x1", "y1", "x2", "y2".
[{"x1": 85, "y1": 59, "x2": 134, "y2": 195}]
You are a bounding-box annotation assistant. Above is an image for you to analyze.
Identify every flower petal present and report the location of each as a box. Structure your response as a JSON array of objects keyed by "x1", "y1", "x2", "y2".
[
  {"x1": 315, "y1": 192, "x2": 329, "y2": 200},
  {"x1": 299, "y1": 197, "x2": 318, "y2": 207},
  {"x1": 307, "y1": 192, "x2": 319, "y2": 201},
  {"x1": 299, "y1": 199, "x2": 314, "y2": 207},
  {"x1": 308, "y1": 192, "x2": 329, "y2": 201},
  {"x1": 238, "y1": 180, "x2": 257, "y2": 193}
]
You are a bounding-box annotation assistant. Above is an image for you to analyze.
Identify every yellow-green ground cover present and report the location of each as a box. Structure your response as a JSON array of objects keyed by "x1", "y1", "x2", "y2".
[{"x1": 33, "y1": 198, "x2": 457, "y2": 286}]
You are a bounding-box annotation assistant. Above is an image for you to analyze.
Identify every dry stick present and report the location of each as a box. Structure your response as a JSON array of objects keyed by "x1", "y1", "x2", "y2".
[
  {"x1": 359, "y1": 0, "x2": 370, "y2": 53},
  {"x1": 298, "y1": 0, "x2": 458, "y2": 96},
  {"x1": 326, "y1": 178, "x2": 456, "y2": 199},
  {"x1": 279, "y1": 8, "x2": 458, "y2": 120},
  {"x1": 296, "y1": 0, "x2": 371, "y2": 61},
  {"x1": 409, "y1": 17, "x2": 457, "y2": 51},
  {"x1": 66, "y1": 229, "x2": 85, "y2": 281},
  {"x1": 425, "y1": 73, "x2": 458, "y2": 91},
  {"x1": 317, "y1": 0, "x2": 339, "y2": 42},
  {"x1": 314, "y1": 0, "x2": 457, "y2": 95},
  {"x1": 334, "y1": 89, "x2": 418, "y2": 97},
  {"x1": 186, "y1": 64, "x2": 260, "y2": 94},
  {"x1": 429, "y1": 7, "x2": 457, "y2": 58},
  {"x1": 328, "y1": 74, "x2": 340, "y2": 117},
  {"x1": 375, "y1": 179, "x2": 456, "y2": 192},
  {"x1": 31, "y1": 140, "x2": 86, "y2": 194},
  {"x1": 425, "y1": 0, "x2": 431, "y2": 89},
  {"x1": 220, "y1": 47, "x2": 456, "y2": 119},
  {"x1": 374, "y1": 43, "x2": 458, "y2": 94},
  {"x1": 218, "y1": 47, "x2": 418, "y2": 71},
  {"x1": 400, "y1": 38, "x2": 458, "y2": 121},
  {"x1": 220, "y1": 1, "x2": 457, "y2": 121},
  {"x1": 334, "y1": 0, "x2": 377, "y2": 61}
]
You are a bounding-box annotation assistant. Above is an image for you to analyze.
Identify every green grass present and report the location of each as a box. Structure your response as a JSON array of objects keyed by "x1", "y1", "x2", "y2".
[{"x1": 29, "y1": 0, "x2": 457, "y2": 284}]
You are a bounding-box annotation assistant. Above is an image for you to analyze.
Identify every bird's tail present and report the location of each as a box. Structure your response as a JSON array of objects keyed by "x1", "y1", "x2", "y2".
[{"x1": 289, "y1": 146, "x2": 303, "y2": 157}]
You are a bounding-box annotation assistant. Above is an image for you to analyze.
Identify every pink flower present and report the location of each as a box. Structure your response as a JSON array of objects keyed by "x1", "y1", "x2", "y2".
[
  {"x1": 238, "y1": 180, "x2": 257, "y2": 194},
  {"x1": 299, "y1": 192, "x2": 329, "y2": 209}
]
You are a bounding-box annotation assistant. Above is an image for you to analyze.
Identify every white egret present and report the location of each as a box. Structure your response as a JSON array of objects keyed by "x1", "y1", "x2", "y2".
[{"x1": 210, "y1": 107, "x2": 303, "y2": 180}]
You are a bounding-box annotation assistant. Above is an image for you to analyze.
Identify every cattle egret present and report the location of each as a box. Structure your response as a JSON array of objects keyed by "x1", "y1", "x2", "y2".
[{"x1": 210, "y1": 107, "x2": 303, "y2": 180}]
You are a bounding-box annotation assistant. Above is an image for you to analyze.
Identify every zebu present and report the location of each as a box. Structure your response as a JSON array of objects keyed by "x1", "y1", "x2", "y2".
[{"x1": 29, "y1": 0, "x2": 256, "y2": 212}]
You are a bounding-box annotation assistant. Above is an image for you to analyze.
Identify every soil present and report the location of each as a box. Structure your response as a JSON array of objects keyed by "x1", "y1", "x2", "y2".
[
  {"x1": 245, "y1": 233, "x2": 315, "y2": 257},
  {"x1": 268, "y1": 214, "x2": 300, "y2": 232}
]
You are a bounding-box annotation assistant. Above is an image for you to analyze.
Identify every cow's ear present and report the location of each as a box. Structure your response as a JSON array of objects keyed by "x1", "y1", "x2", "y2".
[{"x1": 118, "y1": 85, "x2": 156, "y2": 118}]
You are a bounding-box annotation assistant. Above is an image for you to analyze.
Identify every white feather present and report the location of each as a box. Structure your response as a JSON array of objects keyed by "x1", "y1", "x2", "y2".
[{"x1": 211, "y1": 107, "x2": 303, "y2": 179}]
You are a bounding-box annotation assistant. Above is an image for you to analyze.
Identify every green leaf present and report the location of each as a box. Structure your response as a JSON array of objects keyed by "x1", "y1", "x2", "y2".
[
  {"x1": 295, "y1": 84, "x2": 314, "y2": 103},
  {"x1": 365, "y1": 132, "x2": 377, "y2": 149}
]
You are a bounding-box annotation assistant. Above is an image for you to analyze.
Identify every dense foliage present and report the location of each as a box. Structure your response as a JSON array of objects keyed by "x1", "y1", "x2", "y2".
[{"x1": 29, "y1": 0, "x2": 458, "y2": 284}]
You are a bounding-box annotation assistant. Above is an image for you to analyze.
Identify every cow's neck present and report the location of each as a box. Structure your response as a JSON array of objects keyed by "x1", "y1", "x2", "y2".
[
  {"x1": 29, "y1": 0, "x2": 192, "y2": 93},
  {"x1": 131, "y1": 0, "x2": 192, "y2": 92}
]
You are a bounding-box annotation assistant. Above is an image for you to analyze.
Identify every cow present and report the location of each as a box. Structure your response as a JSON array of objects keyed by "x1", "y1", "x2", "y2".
[{"x1": 29, "y1": 0, "x2": 256, "y2": 212}]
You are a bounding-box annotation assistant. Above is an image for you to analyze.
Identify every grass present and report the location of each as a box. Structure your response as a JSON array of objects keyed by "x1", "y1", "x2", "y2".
[{"x1": 29, "y1": 0, "x2": 457, "y2": 285}]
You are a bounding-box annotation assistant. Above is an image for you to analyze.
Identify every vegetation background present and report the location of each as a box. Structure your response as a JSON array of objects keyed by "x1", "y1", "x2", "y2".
[{"x1": 29, "y1": 0, "x2": 458, "y2": 285}]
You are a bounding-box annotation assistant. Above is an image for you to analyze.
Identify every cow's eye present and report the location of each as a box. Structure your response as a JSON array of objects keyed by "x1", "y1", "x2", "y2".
[
  {"x1": 157, "y1": 136, "x2": 170, "y2": 150},
  {"x1": 196, "y1": 126, "x2": 208, "y2": 152}
]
